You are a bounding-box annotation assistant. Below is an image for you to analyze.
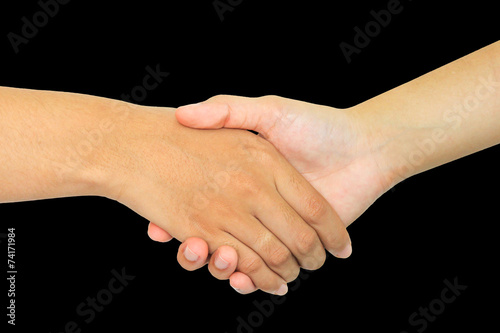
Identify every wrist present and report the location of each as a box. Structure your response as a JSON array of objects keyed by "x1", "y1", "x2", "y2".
[
  {"x1": 93, "y1": 103, "x2": 179, "y2": 202},
  {"x1": 73, "y1": 99, "x2": 146, "y2": 200},
  {"x1": 349, "y1": 103, "x2": 416, "y2": 189},
  {"x1": 350, "y1": 101, "x2": 443, "y2": 188},
  {"x1": 28, "y1": 92, "x2": 142, "y2": 201}
]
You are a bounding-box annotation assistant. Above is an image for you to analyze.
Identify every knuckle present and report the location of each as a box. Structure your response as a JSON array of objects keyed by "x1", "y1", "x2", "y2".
[
  {"x1": 248, "y1": 143, "x2": 276, "y2": 165},
  {"x1": 184, "y1": 214, "x2": 222, "y2": 245},
  {"x1": 302, "y1": 250, "x2": 326, "y2": 271},
  {"x1": 259, "y1": 94, "x2": 279, "y2": 102},
  {"x1": 186, "y1": 214, "x2": 210, "y2": 235},
  {"x1": 259, "y1": 95, "x2": 285, "y2": 109},
  {"x1": 237, "y1": 132, "x2": 276, "y2": 164},
  {"x1": 256, "y1": 148, "x2": 273, "y2": 164},
  {"x1": 304, "y1": 195, "x2": 329, "y2": 220},
  {"x1": 238, "y1": 255, "x2": 264, "y2": 275},
  {"x1": 207, "y1": 94, "x2": 231, "y2": 103},
  {"x1": 267, "y1": 245, "x2": 292, "y2": 268},
  {"x1": 296, "y1": 230, "x2": 319, "y2": 256},
  {"x1": 232, "y1": 173, "x2": 261, "y2": 196}
]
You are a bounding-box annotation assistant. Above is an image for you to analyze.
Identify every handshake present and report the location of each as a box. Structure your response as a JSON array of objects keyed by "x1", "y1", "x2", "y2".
[
  {"x1": 0, "y1": 40, "x2": 497, "y2": 297},
  {"x1": 142, "y1": 95, "x2": 371, "y2": 296}
]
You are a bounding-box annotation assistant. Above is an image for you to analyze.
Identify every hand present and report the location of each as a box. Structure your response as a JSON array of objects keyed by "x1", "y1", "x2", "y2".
[
  {"x1": 149, "y1": 95, "x2": 395, "y2": 292},
  {"x1": 109, "y1": 106, "x2": 351, "y2": 295}
]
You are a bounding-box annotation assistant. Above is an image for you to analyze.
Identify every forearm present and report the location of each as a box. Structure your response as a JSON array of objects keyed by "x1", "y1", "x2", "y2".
[
  {"x1": 0, "y1": 87, "x2": 144, "y2": 203},
  {"x1": 354, "y1": 41, "x2": 500, "y2": 183}
]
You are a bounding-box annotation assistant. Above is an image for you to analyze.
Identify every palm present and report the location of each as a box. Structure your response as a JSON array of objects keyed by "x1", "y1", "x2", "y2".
[{"x1": 265, "y1": 101, "x2": 391, "y2": 226}]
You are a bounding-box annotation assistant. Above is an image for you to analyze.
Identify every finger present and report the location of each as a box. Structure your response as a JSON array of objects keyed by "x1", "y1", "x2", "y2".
[
  {"x1": 171, "y1": 211, "x2": 289, "y2": 295},
  {"x1": 147, "y1": 222, "x2": 173, "y2": 242},
  {"x1": 177, "y1": 229, "x2": 288, "y2": 295},
  {"x1": 274, "y1": 163, "x2": 352, "y2": 259},
  {"x1": 254, "y1": 192, "x2": 327, "y2": 271},
  {"x1": 222, "y1": 214, "x2": 300, "y2": 283},
  {"x1": 177, "y1": 237, "x2": 209, "y2": 271},
  {"x1": 175, "y1": 95, "x2": 283, "y2": 137},
  {"x1": 229, "y1": 272, "x2": 258, "y2": 295},
  {"x1": 231, "y1": 242, "x2": 288, "y2": 296},
  {"x1": 207, "y1": 245, "x2": 238, "y2": 280}
]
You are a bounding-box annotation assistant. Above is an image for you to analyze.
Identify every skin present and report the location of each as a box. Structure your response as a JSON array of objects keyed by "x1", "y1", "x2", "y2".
[
  {"x1": 149, "y1": 40, "x2": 500, "y2": 294},
  {"x1": 0, "y1": 87, "x2": 353, "y2": 295}
]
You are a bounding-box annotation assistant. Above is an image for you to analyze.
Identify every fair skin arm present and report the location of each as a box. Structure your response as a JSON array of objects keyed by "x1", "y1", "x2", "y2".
[
  {"x1": 150, "y1": 40, "x2": 500, "y2": 293},
  {"x1": 0, "y1": 87, "x2": 353, "y2": 295}
]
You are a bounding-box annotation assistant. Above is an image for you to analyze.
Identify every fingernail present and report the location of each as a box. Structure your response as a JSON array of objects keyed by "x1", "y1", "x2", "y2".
[
  {"x1": 231, "y1": 285, "x2": 243, "y2": 294},
  {"x1": 274, "y1": 284, "x2": 288, "y2": 296},
  {"x1": 184, "y1": 245, "x2": 199, "y2": 262},
  {"x1": 214, "y1": 253, "x2": 229, "y2": 270},
  {"x1": 333, "y1": 242, "x2": 352, "y2": 259}
]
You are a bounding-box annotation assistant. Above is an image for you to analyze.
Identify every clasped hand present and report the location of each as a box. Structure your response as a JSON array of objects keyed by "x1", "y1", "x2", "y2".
[
  {"x1": 114, "y1": 106, "x2": 352, "y2": 296},
  {"x1": 145, "y1": 96, "x2": 387, "y2": 295}
]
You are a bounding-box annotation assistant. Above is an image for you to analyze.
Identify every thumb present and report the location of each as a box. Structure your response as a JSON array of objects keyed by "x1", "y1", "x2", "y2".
[
  {"x1": 147, "y1": 222, "x2": 173, "y2": 243},
  {"x1": 175, "y1": 95, "x2": 283, "y2": 136}
]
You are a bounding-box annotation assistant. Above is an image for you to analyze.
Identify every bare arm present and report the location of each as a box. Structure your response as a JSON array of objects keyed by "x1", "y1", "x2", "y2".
[
  {"x1": 353, "y1": 41, "x2": 500, "y2": 183},
  {"x1": 0, "y1": 86, "x2": 353, "y2": 295},
  {"x1": 0, "y1": 87, "x2": 121, "y2": 202},
  {"x1": 164, "y1": 40, "x2": 500, "y2": 293}
]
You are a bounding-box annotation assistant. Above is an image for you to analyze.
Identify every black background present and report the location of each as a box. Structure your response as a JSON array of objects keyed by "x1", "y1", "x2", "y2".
[{"x1": 1, "y1": 0, "x2": 498, "y2": 332}]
